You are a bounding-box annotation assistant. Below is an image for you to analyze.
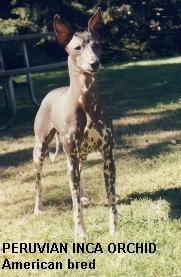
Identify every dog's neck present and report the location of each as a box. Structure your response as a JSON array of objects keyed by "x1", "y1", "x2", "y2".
[{"x1": 68, "y1": 56, "x2": 100, "y2": 116}]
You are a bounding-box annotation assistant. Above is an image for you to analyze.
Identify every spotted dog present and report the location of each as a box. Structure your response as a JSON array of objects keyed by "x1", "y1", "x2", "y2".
[{"x1": 33, "y1": 8, "x2": 118, "y2": 238}]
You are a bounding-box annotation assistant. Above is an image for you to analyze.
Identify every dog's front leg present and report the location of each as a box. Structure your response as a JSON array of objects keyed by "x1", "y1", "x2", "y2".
[
  {"x1": 102, "y1": 148, "x2": 118, "y2": 235},
  {"x1": 67, "y1": 155, "x2": 86, "y2": 239}
]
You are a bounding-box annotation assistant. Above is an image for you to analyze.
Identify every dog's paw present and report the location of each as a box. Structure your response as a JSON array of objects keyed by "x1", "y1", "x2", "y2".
[
  {"x1": 34, "y1": 208, "x2": 43, "y2": 215},
  {"x1": 80, "y1": 196, "x2": 90, "y2": 208}
]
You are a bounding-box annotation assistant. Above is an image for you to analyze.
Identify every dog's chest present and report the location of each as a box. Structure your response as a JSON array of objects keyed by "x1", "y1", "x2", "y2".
[{"x1": 78, "y1": 123, "x2": 110, "y2": 161}]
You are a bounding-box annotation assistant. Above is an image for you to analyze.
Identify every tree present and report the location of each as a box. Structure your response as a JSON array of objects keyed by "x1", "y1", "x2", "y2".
[{"x1": 0, "y1": 0, "x2": 181, "y2": 64}]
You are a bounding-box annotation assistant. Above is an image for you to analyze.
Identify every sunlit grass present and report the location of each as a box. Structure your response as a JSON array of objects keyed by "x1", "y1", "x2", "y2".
[{"x1": 0, "y1": 57, "x2": 181, "y2": 276}]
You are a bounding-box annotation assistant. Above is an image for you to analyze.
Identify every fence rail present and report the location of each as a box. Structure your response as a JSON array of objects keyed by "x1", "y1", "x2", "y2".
[
  {"x1": 0, "y1": 61, "x2": 67, "y2": 77},
  {"x1": 0, "y1": 32, "x2": 55, "y2": 42}
]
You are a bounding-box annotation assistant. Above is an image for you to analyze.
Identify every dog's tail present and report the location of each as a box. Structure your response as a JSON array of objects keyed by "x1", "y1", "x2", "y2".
[{"x1": 49, "y1": 132, "x2": 60, "y2": 162}]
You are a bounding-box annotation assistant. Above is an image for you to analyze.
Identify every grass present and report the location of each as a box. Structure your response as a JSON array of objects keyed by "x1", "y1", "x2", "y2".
[{"x1": 0, "y1": 56, "x2": 181, "y2": 276}]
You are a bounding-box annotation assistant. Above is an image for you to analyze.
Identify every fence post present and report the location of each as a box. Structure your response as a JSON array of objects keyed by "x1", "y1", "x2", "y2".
[
  {"x1": 0, "y1": 76, "x2": 16, "y2": 131},
  {"x1": 0, "y1": 49, "x2": 9, "y2": 107},
  {"x1": 22, "y1": 41, "x2": 39, "y2": 106}
]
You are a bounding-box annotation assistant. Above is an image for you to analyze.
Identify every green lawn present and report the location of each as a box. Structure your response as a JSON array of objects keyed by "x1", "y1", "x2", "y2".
[{"x1": 0, "y1": 57, "x2": 181, "y2": 276}]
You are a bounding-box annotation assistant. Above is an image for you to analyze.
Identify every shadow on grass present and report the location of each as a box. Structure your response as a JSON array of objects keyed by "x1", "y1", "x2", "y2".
[
  {"x1": 117, "y1": 187, "x2": 181, "y2": 219},
  {"x1": 0, "y1": 106, "x2": 37, "y2": 139},
  {"x1": 114, "y1": 108, "x2": 181, "y2": 138},
  {"x1": 0, "y1": 61, "x2": 181, "y2": 139},
  {"x1": 101, "y1": 63, "x2": 181, "y2": 116},
  {"x1": 0, "y1": 147, "x2": 33, "y2": 167},
  {"x1": 21, "y1": 196, "x2": 72, "y2": 217},
  {"x1": 45, "y1": 196, "x2": 72, "y2": 212},
  {"x1": 131, "y1": 141, "x2": 173, "y2": 159}
]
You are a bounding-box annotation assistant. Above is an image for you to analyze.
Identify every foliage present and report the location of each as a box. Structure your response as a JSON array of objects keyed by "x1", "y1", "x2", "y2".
[{"x1": 99, "y1": 0, "x2": 181, "y2": 60}]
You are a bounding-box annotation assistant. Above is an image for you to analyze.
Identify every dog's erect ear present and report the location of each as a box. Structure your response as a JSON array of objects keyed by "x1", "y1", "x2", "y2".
[
  {"x1": 54, "y1": 15, "x2": 73, "y2": 46},
  {"x1": 88, "y1": 7, "x2": 102, "y2": 37}
]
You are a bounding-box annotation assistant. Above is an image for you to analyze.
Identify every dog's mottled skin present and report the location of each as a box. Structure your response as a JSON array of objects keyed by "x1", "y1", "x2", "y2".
[{"x1": 33, "y1": 8, "x2": 117, "y2": 238}]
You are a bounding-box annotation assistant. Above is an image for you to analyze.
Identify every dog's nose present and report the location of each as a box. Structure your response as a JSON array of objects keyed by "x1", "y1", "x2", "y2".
[{"x1": 90, "y1": 61, "x2": 100, "y2": 71}]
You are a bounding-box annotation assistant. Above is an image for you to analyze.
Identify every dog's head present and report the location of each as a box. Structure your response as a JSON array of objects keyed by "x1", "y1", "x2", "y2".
[{"x1": 54, "y1": 8, "x2": 102, "y2": 74}]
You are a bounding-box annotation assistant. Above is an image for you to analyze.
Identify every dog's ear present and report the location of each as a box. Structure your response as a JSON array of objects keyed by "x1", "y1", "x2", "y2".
[
  {"x1": 88, "y1": 7, "x2": 102, "y2": 37},
  {"x1": 54, "y1": 15, "x2": 73, "y2": 46}
]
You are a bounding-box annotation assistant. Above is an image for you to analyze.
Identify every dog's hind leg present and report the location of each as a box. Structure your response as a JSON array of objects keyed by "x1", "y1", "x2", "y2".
[
  {"x1": 33, "y1": 128, "x2": 56, "y2": 214},
  {"x1": 79, "y1": 162, "x2": 90, "y2": 208}
]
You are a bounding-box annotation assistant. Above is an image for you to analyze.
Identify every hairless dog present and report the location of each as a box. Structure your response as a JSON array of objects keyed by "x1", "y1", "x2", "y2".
[{"x1": 33, "y1": 8, "x2": 117, "y2": 238}]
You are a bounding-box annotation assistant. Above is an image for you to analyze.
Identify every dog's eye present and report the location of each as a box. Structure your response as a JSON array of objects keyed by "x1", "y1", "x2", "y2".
[{"x1": 75, "y1": 46, "x2": 81, "y2": 50}]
